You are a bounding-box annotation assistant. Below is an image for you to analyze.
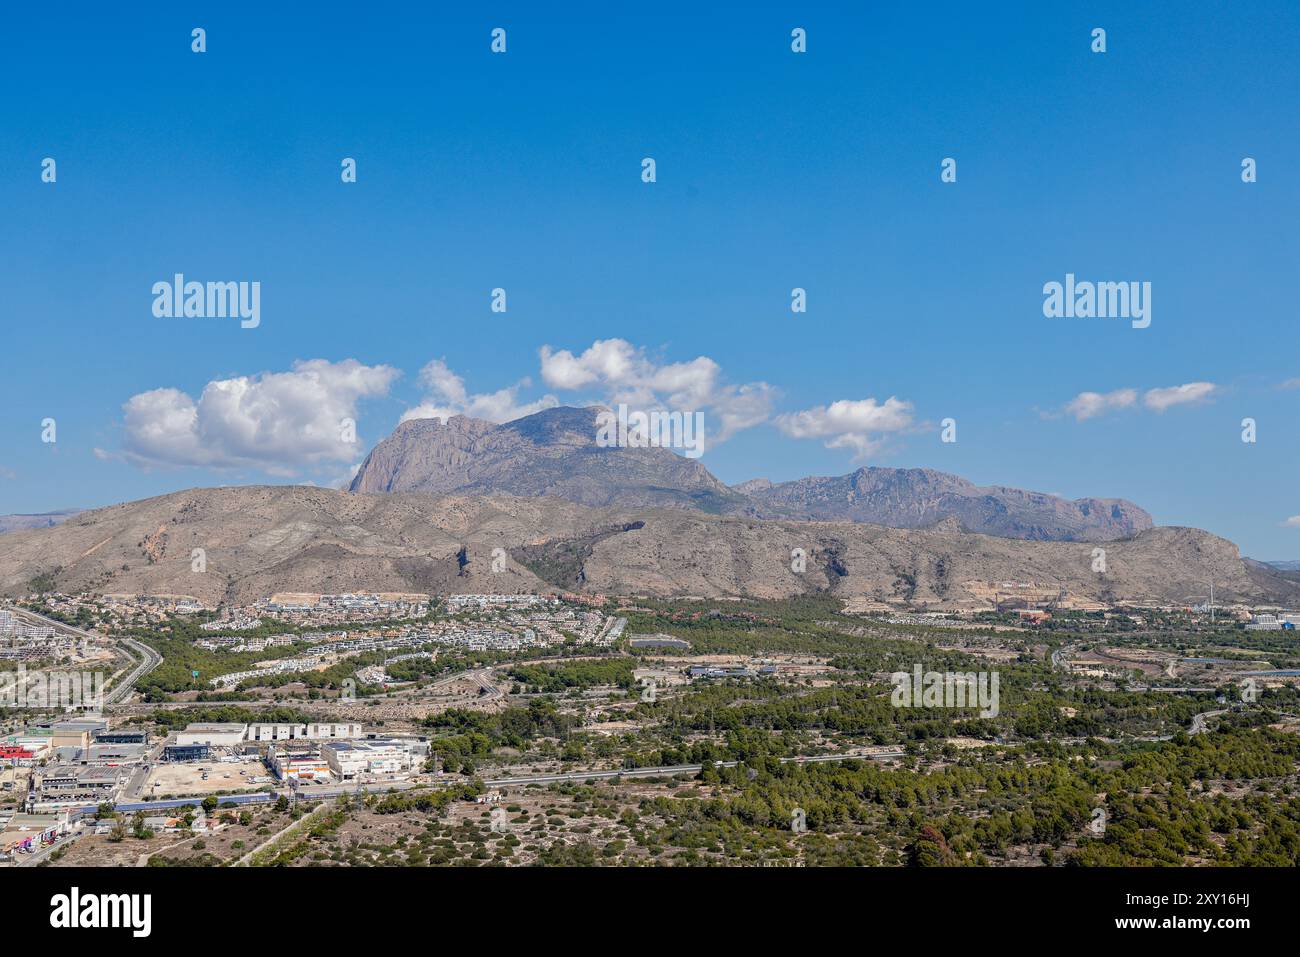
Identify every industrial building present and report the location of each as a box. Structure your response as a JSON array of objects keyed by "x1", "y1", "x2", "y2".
[
  {"x1": 322, "y1": 740, "x2": 415, "y2": 780},
  {"x1": 24, "y1": 719, "x2": 108, "y2": 750},
  {"x1": 246, "y1": 722, "x2": 362, "y2": 742},
  {"x1": 93, "y1": 728, "x2": 149, "y2": 745},
  {"x1": 28, "y1": 764, "x2": 122, "y2": 809},
  {"x1": 176, "y1": 723, "x2": 248, "y2": 747},
  {"x1": 163, "y1": 744, "x2": 211, "y2": 763},
  {"x1": 1246, "y1": 613, "x2": 1300, "y2": 631},
  {"x1": 80, "y1": 743, "x2": 148, "y2": 766},
  {"x1": 267, "y1": 747, "x2": 331, "y2": 782},
  {"x1": 0, "y1": 744, "x2": 44, "y2": 767},
  {"x1": 0, "y1": 810, "x2": 71, "y2": 857}
]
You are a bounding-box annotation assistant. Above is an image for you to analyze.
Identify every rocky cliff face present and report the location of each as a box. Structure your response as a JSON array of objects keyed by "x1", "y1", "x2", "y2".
[{"x1": 350, "y1": 407, "x2": 746, "y2": 514}]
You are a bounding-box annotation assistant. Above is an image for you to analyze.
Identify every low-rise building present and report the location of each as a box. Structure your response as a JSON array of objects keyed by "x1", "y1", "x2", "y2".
[
  {"x1": 80, "y1": 743, "x2": 148, "y2": 766},
  {"x1": 0, "y1": 810, "x2": 71, "y2": 856},
  {"x1": 322, "y1": 740, "x2": 415, "y2": 780},
  {"x1": 267, "y1": 747, "x2": 331, "y2": 782},
  {"x1": 163, "y1": 744, "x2": 210, "y2": 763},
  {"x1": 0, "y1": 745, "x2": 41, "y2": 767},
  {"x1": 176, "y1": 723, "x2": 247, "y2": 747},
  {"x1": 245, "y1": 722, "x2": 362, "y2": 742},
  {"x1": 28, "y1": 764, "x2": 122, "y2": 809},
  {"x1": 93, "y1": 728, "x2": 149, "y2": 745}
]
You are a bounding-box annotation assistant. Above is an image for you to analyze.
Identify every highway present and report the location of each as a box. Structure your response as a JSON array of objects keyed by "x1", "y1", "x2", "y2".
[
  {"x1": 218, "y1": 750, "x2": 909, "y2": 803},
  {"x1": 480, "y1": 750, "x2": 906, "y2": 788},
  {"x1": 4, "y1": 605, "x2": 161, "y2": 704},
  {"x1": 1189, "y1": 709, "x2": 1228, "y2": 735},
  {"x1": 106, "y1": 636, "x2": 162, "y2": 704}
]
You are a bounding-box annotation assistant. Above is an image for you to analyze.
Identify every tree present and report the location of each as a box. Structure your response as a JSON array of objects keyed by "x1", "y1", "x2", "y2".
[
  {"x1": 131, "y1": 810, "x2": 152, "y2": 840},
  {"x1": 906, "y1": 825, "x2": 956, "y2": 867}
]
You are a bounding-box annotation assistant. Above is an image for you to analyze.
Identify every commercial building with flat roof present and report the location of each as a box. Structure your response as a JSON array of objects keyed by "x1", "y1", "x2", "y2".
[
  {"x1": 176, "y1": 723, "x2": 247, "y2": 747},
  {"x1": 81, "y1": 743, "x2": 148, "y2": 766},
  {"x1": 267, "y1": 747, "x2": 331, "y2": 782},
  {"x1": 323, "y1": 740, "x2": 415, "y2": 780},
  {"x1": 28, "y1": 764, "x2": 122, "y2": 810},
  {"x1": 163, "y1": 744, "x2": 210, "y2": 763},
  {"x1": 246, "y1": 722, "x2": 362, "y2": 742},
  {"x1": 93, "y1": 729, "x2": 149, "y2": 745}
]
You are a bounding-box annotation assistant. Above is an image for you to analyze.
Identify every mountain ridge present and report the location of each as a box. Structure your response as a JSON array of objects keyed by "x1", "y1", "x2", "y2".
[
  {"x1": 0, "y1": 485, "x2": 1291, "y2": 609},
  {"x1": 349, "y1": 406, "x2": 1151, "y2": 542}
]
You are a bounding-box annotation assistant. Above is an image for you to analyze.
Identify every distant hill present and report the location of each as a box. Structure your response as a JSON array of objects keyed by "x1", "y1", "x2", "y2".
[
  {"x1": 0, "y1": 485, "x2": 1292, "y2": 608},
  {"x1": 350, "y1": 406, "x2": 1152, "y2": 542},
  {"x1": 738, "y1": 467, "x2": 1152, "y2": 542},
  {"x1": 1263, "y1": 560, "x2": 1300, "y2": 572},
  {"x1": 0, "y1": 509, "x2": 83, "y2": 534}
]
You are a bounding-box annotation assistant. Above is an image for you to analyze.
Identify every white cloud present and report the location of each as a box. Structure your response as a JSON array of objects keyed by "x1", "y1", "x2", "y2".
[
  {"x1": 1057, "y1": 382, "x2": 1217, "y2": 420},
  {"x1": 1142, "y1": 381, "x2": 1217, "y2": 412},
  {"x1": 1063, "y1": 388, "x2": 1138, "y2": 421},
  {"x1": 1282, "y1": 516, "x2": 1300, "y2": 528},
  {"x1": 538, "y1": 338, "x2": 776, "y2": 441},
  {"x1": 400, "y1": 358, "x2": 559, "y2": 425},
  {"x1": 112, "y1": 359, "x2": 399, "y2": 474},
  {"x1": 773, "y1": 397, "x2": 914, "y2": 461}
]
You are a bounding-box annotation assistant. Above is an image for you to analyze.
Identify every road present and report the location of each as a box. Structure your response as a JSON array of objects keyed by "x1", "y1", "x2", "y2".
[
  {"x1": 1050, "y1": 644, "x2": 1077, "y2": 672},
  {"x1": 5, "y1": 605, "x2": 161, "y2": 704},
  {"x1": 479, "y1": 750, "x2": 906, "y2": 788},
  {"x1": 225, "y1": 749, "x2": 909, "y2": 803},
  {"x1": 12, "y1": 827, "x2": 86, "y2": 868},
  {"x1": 106, "y1": 636, "x2": 161, "y2": 704},
  {"x1": 1189, "y1": 709, "x2": 1228, "y2": 734},
  {"x1": 467, "y1": 668, "x2": 502, "y2": 700},
  {"x1": 105, "y1": 663, "x2": 501, "y2": 714}
]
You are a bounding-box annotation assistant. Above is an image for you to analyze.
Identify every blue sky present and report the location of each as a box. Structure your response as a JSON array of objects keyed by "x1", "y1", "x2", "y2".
[{"x1": 1, "y1": 2, "x2": 1297, "y2": 557}]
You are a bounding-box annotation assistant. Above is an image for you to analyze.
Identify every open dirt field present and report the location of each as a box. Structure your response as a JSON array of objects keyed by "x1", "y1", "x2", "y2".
[{"x1": 142, "y1": 758, "x2": 268, "y2": 797}]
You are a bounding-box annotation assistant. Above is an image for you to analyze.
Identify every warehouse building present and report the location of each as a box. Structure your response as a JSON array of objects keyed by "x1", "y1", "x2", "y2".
[
  {"x1": 28, "y1": 765, "x2": 122, "y2": 810},
  {"x1": 176, "y1": 723, "x2": 248, "y2": 747},
  {"x1": 163, "y1": 744, "x2": 210, "y2": 763},
  {"x1": 267, "y1": 747, "x2": 331, "y2": 782},
  {"x1": 93, "y1": 728, "x2": 149, "y2": 745},
  {"x1": 323, "y1": 740, "x2": 415, "y2": 780},
  {"x1": 246, "y1": 722, "x2": 362, "y2": 742},
  {"x1": 80, "y1": 744, "x2": 148, "y2": 766}
]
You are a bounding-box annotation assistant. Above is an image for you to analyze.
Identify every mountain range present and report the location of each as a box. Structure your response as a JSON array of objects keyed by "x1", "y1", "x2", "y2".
[
  {"x1": 350, "y1": 407, "x2": 1151, "y2": 542},
  {"x1": 1, "y1": 485, "x2": 1292, "y2": 608},
  {"x1": 2, "y1": 405, "x2": 1275, "y2": 608},
  {"x1": 0, "y1": 509, "x2": 83, "y2": 534}
]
